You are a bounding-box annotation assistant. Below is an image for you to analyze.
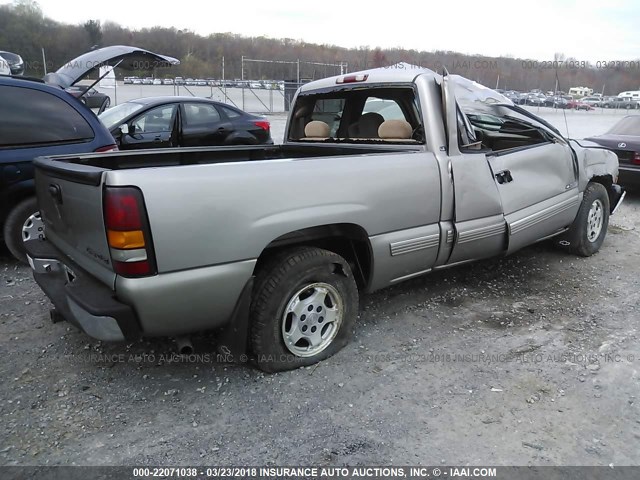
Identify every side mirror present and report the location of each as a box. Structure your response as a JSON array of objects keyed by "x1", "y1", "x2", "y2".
[{"x1": 119, "y1": 124, "x2": 129, "y2": 135}]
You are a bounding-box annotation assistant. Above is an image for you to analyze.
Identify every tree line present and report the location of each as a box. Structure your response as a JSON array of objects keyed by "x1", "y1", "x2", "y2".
[{"x1": 1, "y1": 0, "x2": 639, "y2": 95}]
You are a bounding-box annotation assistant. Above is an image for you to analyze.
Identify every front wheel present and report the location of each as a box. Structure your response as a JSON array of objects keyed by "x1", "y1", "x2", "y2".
[
  {"x1": 250, "y1": 247, "x2": 359, "y2": 372},
  {"x1": 558, "y1": 183, "x2": 610, "y2": 257}
]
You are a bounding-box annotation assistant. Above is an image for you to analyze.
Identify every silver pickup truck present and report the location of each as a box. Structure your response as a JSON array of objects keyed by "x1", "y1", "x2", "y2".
[{"x1": 26, "y1": 65, "x2": 625, "y2": 371}]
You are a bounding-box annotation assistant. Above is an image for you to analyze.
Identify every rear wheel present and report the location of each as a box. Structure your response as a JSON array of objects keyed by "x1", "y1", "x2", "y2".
[
  {"x1": 250, "y1": 247, "x2": 359, "y2": 372},
  {"x1": 558, "y1": 183, "x2": 610, "y2": 257},
  {"x1": 3, "y1": 197, "x2": 43, "y2": 264}
]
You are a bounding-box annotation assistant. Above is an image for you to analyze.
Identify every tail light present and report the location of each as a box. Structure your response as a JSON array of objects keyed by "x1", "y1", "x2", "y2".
[
  {"x1": 95, "y1": 144, "x2": 119, "y2": 153},
  {"x1": 254, "y1": 120, "x2": 270, "y2": 131},
  {"x1": 633, "y1": 152, "x2": 640, "y2": 165},
  {"x1": 104, "y1": 187, "x2": 156, "y2": 277}
]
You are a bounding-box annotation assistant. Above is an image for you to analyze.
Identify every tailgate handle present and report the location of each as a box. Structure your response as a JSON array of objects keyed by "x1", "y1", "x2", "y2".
[{"x1": 48, "y1": 184, "x2": 63, "y2": 204}]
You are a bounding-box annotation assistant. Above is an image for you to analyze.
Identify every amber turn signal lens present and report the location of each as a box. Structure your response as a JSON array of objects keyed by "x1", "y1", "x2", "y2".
[{"x1": 107, "y1": 229, "x2": 145, "y2": 249}]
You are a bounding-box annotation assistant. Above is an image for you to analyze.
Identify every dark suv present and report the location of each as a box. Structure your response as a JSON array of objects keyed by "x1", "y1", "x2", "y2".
[
  {"x1": 0, "y1": 76, "x2": 117, "y2": 262},
  {"x1": 0, "y1": 45, "x2": 179, "y2": 263}
]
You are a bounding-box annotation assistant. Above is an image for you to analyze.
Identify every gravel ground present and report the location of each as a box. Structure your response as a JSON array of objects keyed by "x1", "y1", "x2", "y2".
[{"x1": 1, "y1": 114, "x2": 639, "y2": 467}]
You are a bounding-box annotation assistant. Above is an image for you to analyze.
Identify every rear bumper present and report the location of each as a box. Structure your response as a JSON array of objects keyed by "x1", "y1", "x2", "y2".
[
  {"x1": 610, "y1": 183, "x2": 626, "y2": 215},
  {"x1": 25, "y1": 238, "x2": 256, "y2": 346},
  {"x1": 619, "y1": 166, "x2": 640, "y2": 187},
  {"x1": 24, "y1": 239, "x2": 140, "y2": 341}
]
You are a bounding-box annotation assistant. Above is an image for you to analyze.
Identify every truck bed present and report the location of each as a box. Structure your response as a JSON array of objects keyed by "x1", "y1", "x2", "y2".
[{"x1": 33, "y1": 141, "x2": 441, "y2": 338}]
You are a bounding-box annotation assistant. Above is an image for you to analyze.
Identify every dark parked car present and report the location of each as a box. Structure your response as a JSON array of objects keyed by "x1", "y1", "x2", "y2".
[
  {"x1": 65, "y1": 85, "x2": 111, "y2": 113},
  {"x1": 0, "y1": 51, "x2": 24, "y2": 75},
  {"x1": 602, "y1": 97, "x2": 639, "y2": 109},
  {"x1": 526, "y1": 94, "x2": 546, "y2": 106},
  {"x1": 544, "y1": 95, "x2": 570, "y2": 109},
  {"x1": 585, "y1": 115, "x2": 640, "y2": 186},
  {"x1": 99, "y1": 97, "x2": 272, "y2": 149},
  {"x1": 1, "y1": 46, "x2": 179, "y2": 263},
  {"x1": 512, "y1": 92, "x2": 529, "y2": 105}
]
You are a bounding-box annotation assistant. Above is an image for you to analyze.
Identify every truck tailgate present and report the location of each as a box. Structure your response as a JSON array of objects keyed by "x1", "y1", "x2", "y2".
[{"x1": 34, "y1": 158, "x2": 116, "y2": 288}]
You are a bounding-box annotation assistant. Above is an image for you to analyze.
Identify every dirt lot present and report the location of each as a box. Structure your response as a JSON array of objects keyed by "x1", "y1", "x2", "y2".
[{"x1": 1, "y1": 187, "x2": 639, "y2": 466}]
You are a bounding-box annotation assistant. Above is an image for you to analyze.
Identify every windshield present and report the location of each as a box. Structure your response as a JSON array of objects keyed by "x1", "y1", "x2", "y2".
[
  {"x1": 98, "y1": 102, "x2": 145, "y2": 130},
  {"x1": 607, "y1": 115, "x2": 640, "y2": 136}
]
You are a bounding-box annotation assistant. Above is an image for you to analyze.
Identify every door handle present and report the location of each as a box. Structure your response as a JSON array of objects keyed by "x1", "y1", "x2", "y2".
[{"x1": 495, "y1": 170, "x2": 513, "y2": 184}]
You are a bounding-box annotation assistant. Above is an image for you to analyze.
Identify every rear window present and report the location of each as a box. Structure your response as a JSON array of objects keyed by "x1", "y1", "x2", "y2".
[
  {"x1": 289, "y1": 86, "x2": 423, "y2": 144},
  {"x1": 221, "y1": 106, "x2": 241, "y2": 119},
  {"x1": 0, "y1": 85, "x2": 94, "y2": 147}
]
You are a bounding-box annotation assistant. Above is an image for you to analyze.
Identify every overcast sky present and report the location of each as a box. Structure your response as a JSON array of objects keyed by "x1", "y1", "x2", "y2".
[{"x1": 12, "y1": 0, "x2": 640, "y2": 61}]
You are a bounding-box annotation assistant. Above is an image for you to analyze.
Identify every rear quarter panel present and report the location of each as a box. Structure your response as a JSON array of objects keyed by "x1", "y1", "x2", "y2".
[{"x1": 104, "y1": 151, "x2": 442, "y2": 274}]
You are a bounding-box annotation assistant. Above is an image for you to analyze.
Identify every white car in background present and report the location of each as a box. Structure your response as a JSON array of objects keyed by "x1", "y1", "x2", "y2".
[{"x1": 0, "y1": 56, "x2": 10, "y2": 76}]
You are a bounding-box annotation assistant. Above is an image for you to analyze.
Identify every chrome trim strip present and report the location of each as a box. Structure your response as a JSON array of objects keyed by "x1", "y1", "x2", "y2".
[
  {"x1": 457, "y1": 223, "x2": 505, "y2": 245},
  {"x1": 389, "y1": 233, "x2": 440, "y2": 256},
  {"x1": 509, "y1": 196, "x2": 580, "y2": 236},
  {"x1": 390, "y1": 268, "x2": 432, "y2": 283}
]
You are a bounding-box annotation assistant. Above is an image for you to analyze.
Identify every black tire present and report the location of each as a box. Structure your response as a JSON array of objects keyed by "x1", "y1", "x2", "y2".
[
  {"x1": 250, "y1": 247, "x2": 359, "y2": 372},
  {"x1": 558, "y1": 183, "x2": 610, "y2": 257},
  {"x1": 3, "y1": 197, "x2": 40, "y2": 264}
]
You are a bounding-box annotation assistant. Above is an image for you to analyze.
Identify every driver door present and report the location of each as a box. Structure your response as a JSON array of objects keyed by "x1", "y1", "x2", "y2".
[
  {"x1": 485, "y1": 117, "x2": 580, "y2": 254},
  {"x1": 442, "y1": 75, "x2": 580, "y2": 256},
  {"x1": 119, "y1": 104, "x2": 177, "y2": 150}
]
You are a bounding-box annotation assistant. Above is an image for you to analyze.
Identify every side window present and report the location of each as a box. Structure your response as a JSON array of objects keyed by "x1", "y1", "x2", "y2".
[
  {"x1": 466, "y1": 110, "x2": 550, "y2": 152},
  {"x1": 132, "y1": 105, "x2": 176, "y2": 133},
  {"x1": 220, "y1": 106, "x2": 241, "y2": 119},
  {"x1": 183, "y1": 103, "x2": 221, "y2": 126},
  {"x1": 0, "y1": 85, "x2": 94, "y2": 147}
]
